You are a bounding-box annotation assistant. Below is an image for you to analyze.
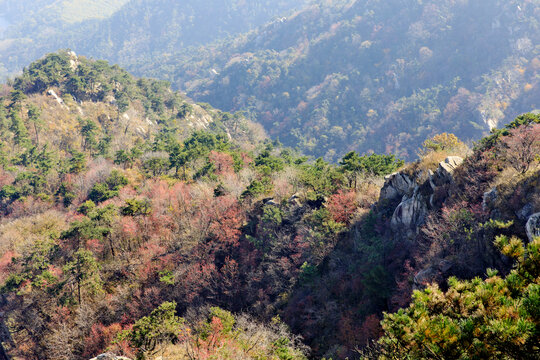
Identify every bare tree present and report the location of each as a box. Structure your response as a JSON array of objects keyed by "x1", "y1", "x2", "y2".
[{"x1": 499, "y1": 124, "x2": 540, "y2": 174}]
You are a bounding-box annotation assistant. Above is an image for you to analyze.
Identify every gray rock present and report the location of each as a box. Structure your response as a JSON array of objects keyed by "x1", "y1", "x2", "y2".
[
  {"x1": 517, "y1": 203, "x2": 534, "y2": 221},
  {"x1": 391, "y1": 193, "x2": 428, "y2": 232},
  {"x1": 380, "y1": 172, "x2": 416, "y2": 201},
  {"x1": 526, "y1": 212, "x2": 540, "y2": 242},
  {"x1": 288, "y1": 193, "x2": 301, "y2": 207},
  {"x1": 482, "y1": 187, "x2": 498, "y2": 211},
  {"x1": 428, "y1": 169, "x2": 437, "y2": 190},
  {"x1": 438, "y1": 260, "x2": 453, "y2": 273},
  {"x1": 437, "y1": 156, "x2": 464, "y2": 182}
]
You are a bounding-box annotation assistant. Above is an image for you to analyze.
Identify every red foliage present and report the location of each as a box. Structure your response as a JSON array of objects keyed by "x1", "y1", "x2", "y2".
[
  {"x1": 6, "y1": 196, "x2": 52, "y2": 218},
  {"x1": 327, "y1": 190, "x2": 358, "y2": 224},
  {"x1": 209, "y1": 196, "x2": 244, "y2": 246},
  {"x1": 338, "y1": 312, "x2": 361, "y2": 348},
  {"x1": 86, "y1": 238, "x2": 105, "y2": 255},
  {"x1": 119, "y1": 216, "x2": 139, "y2": 238},
  {"x1": 209, "y1": 151, "x2": 234, "y2": 175},
  {"x1": 240, "y1": 152, "x2": 253, "y2": 165},
  {"x1": 82, "y1": 323, "x2": 125, "y2": 358},
  {"x1": 0, "y1": 250, "x2": 16, "y2": 282},
  {"x1": 135, "y1": 240, "x2": 170, "y2": 281},
  {"x1": 389, "y1": 260, "x2": 414, "y2": 310},
  {"x1": 0, "y1": 169, "x2": 14, "y2": 187}
]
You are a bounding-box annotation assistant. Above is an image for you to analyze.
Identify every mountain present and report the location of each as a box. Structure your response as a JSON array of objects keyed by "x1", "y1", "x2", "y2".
[
  {"x1": 0, "y1": 52, "x2": 538, "y2": 360},
  {"x1": 0, "y1": 0, "x2": 130, "y2": 25},
  {"x1": 0, "y1": 0, "x2": 307, "y2": 79},
  {"x1": 143, "y1": 0, "x2": 540, "y2": 161}
]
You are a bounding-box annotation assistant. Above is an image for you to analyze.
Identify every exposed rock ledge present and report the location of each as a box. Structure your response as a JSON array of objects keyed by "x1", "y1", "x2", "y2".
[
  {"x1": 380, "y1": 156, "x2": 464, "y2": 240},
  {"x1": 526, "y1": 212, "x2": 540, "y2": 243}
]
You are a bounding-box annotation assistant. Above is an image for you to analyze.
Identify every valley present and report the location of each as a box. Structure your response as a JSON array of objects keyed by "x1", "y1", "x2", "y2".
[{"x1": 0, "y1": 1, "x2": 538, "y2": 359}]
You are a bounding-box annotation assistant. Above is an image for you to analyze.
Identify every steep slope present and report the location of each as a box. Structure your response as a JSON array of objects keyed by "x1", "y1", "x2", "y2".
[
  {"x1": 0, "y1": 54, "x2": 538, "y2": 360},
  {"x1": 281, "y1": 115, "x2": 540, "y2": 358},
  {"x1": 146, "y1": 0, "x2": 540, "y2": 161},
  {"x1": 0, "y1": 0, "x2": 307, "y2": 79}
]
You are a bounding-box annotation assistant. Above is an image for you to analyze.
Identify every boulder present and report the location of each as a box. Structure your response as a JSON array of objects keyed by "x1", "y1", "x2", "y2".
[
  {"x1": 436, "y1": 156, "x2": 463, "y2": 182},
  {"x1": 266, "y1": 200, "x2": 279, "y2": 207},
  {"x1": 380, "y1": 172, "x2": 416, "y2": 201},
  {"x1": 288, "y1": 193, "x2": 301, "y2": 207},
  {"x1": 438, "y1": 259, "x2": 454, "y2": 273},
  {"x1": 526, "y1": 212, "x2": 540, "y2": 242},
  {"x1": 391, "y1": 193, "x2": 428, "y2": 232},
  {"x1": 482, "y1": 187, "x2": 498, "y2": 212},
  {"x1": 516, "y1": 203, "x2": 534, "y2": 221}
]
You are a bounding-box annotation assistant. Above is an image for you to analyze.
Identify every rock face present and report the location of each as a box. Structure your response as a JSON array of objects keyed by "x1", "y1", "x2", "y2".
[
  {"x1": 380, "y1": 172, "x2": 416, "y2": 201},
  {"x1": 517, "y1": 203, "x2": 534, "y2": 221},
  {"x1": 526, "y1": 213, "x2": 540, "y2": 242},
  {"x1": 437, "y1": 156, "x2": 464, "y2": 182},
  {"x1": 382, "y1": 156, "x2": 463, "y2": 239},
  {"x1": 391, "y1": 193, "x2": 428, "y2": 232},
  {"x1": 413, "y1": 266, "x2": 438, "y2": 288},
  {"x1": 482, "y1": 187, "x2": 498, "y2": 212}
]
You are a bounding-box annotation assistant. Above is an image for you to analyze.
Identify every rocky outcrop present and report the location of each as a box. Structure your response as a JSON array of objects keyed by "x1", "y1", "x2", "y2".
[
  {"x1": 437, "y1": 156, "x2": 464, "y2": 182},
  {"x1": 413, "y1": 266, "x2": 438, "y2": 288},
  {"x1": 517, "y1": 203, "x2": 534, "y2": 221},
  {"x1": 482, "y1": 187, "x2": 498, "y2": 212},
  {"x1": 526, "y1": 212, "x2": 540, "y2": 242},
  {"x1": 380, "y1": 172, "x2": 416, "y2": 202},
  {"x1": 391, "y1": 193, "x2": 428, "y2": 234},
  {"x1": 382, "y1": 156, "x2": 464, "y2": 239}
]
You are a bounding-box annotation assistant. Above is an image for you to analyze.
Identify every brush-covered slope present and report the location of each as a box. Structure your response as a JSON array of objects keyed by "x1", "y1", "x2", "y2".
[
  {"x1": 147, "y1": 0, "x2": 540, "y2": 161},
  {"x1": 0, "y1": 53, "x2": 539, "y2": 360}
]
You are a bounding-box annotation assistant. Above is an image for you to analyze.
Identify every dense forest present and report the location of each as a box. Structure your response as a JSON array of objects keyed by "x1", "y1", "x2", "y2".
[
  {"x1": 0, "y1": 1, "x2": 539, "y2": 359},
  {"x1": 0, "y1": 52, "x2": 537, "y2": 359},
  {"x1": 2, "y1": 1, "x2": 538, "y2": 162},
  {"x1": 0, "y1": 0, "x2": 307, "y2": 79},
  {"x1": 141, "y1": 0, "x2": 540, "y2": 161}
]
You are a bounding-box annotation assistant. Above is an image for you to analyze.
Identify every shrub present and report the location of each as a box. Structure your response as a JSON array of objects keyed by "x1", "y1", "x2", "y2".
[
  {"x1": 88, "y1": 170, "x2": 128, "y2": 203},
  {"x1": 378, "y1": 235, "x2": 540, "y2": 359}
]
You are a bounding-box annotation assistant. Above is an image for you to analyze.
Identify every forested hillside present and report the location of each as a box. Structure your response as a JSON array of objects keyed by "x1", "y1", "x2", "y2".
[
  {"x1": 0, "y1": 53, "x2": 538, "y2": 359},
  {"x1": 144, "y1": 0, "x2": 540, "y2": 161},
  {"x1": 3, "y1": 1, "x2": 537, "y2": 163},
  {"x1": 0, "y1": 0, "x2": 306, "y2": 79}
]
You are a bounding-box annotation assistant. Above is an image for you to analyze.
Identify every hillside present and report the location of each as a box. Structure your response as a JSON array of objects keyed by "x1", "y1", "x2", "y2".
[
  {"x1": 143, "y1": 0, "x2": 540, "y2": 161},
  {"x1": 0, "y1": 53, "x2": 538, "y2": 360},
  {"x1": 0, "y1": 0, "x2": 307, "y2": 79}
]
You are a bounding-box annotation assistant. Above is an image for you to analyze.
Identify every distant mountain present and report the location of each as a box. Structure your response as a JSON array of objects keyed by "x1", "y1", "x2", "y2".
[
  {"x1": 143, "y1": 0, "x2": 540, "y2": 161},
  {"x1": 0, "y1": 0, "x2": 130, "y2": 25},
  {"x1": 0, "y1": 0, "x2": 307, "y2": 79}
]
